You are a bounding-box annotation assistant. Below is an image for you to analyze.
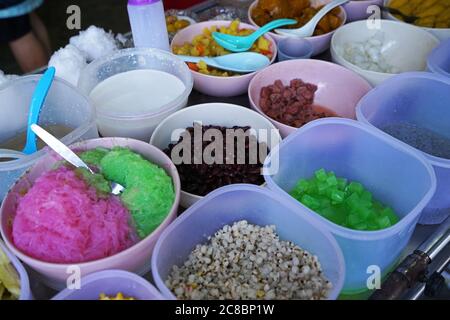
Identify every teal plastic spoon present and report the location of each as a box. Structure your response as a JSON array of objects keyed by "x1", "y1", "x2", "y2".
[
  {"x1": 178, "y1": 52, "x2": 270, "y2": 73},
  {"x1": 22, "y1": 66, "x2": 56, "y2": 155},
  {"x1": 212, "y1": 18, "x2": 297, "y2": 52}
]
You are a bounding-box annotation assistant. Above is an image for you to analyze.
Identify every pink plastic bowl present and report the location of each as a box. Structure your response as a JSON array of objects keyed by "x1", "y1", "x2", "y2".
[
  {"x1": 248, "y1": 59, "x2": 372, "y2": 137},
  {"x1": 0, "y1": 137, "x2": 181, "y2": 290},
  {"x1": 171, "y1": 20, "x2": 277, "y2": 97},
  {"x1": 248, "y1": 0, "x2": 347, "y2": 56},
  {"x1": 343, "y1": 0, "x2": 383, "y2": 22}
]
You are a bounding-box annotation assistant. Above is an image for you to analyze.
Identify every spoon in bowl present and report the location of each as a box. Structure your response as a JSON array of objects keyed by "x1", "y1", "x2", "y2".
[
  {"x1": 212, "y1": 18, "x2": 297, "y2": 52},
  {"x1": 178, "y1": 52, "x2": 271, "y2": 73},
  {"x1": 0, "y1": 67, "x2": 55, "y2": 160},
  {"x1": 31, "y1": 124, "x2": 125, "y2": 195},
  {"x1": 275, "y1": 0, "x2": 348, "y2": 37}
]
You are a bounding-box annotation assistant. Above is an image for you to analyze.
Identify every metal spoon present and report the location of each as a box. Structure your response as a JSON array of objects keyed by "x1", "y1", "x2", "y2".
[
  {"x1": 31, "y1": 124, "x2": 125, "y2": 195},
  {"x1": 275, "y1": 0, "x2": 349, "y2": 37}
]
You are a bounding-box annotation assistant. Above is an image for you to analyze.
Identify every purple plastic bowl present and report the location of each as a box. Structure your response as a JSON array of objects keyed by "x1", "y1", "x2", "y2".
[
  {"x1": 152, "y1": 184, "x2": 345, "y2": 300},
  {"x1": 0, "y1": 239, "x2": 31, "y2": 300},
  {"x1": 52, "y1": 270, "x2": 163, "y2": 300},
  {"x1": 343, "y1": 0, "x2": 383, "y2": 22},
  {"x1": 427, "y1": 39, "x2": 450, "y2": 78}
]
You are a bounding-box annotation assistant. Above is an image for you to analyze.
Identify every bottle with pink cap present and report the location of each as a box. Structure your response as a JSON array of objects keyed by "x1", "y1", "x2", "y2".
[{"x1": 127, "y1": 0, "x2": 170, "y2": 51}]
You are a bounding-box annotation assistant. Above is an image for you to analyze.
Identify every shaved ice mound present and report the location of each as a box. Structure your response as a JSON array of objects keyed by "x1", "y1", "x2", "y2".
[
  {"x1": 48, "y1": 44, "x2": 87, "y2": 86},
  {"x1": 12, "y1": 166, "x2": 137, "y2": 264},
  {"x1": 69, "y1": 26, "x2": 118, "y2": 62}
]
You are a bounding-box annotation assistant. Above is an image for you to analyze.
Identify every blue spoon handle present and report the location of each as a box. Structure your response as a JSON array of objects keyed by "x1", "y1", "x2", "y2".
[
  {"x1": 23, "y1": 66, "x2": 56, "y2": 155},
  {"x1": 177, "y1": 55, "x2": 215, "y2": 65},
  {"x1": 249, "y1": 18, "x2": 297, "y2": 40}
]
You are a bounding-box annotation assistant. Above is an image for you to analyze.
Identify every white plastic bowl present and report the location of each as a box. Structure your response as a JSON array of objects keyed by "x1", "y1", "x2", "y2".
[
  {"x1": 78, "y1": 48, "x2": 193, "y2": 142},
  {"x1": 383, "y1": 0, "x2": 450, "y2": 41},
  {"x1": 150, "y1": 103, "x2": 281, "y2": 208},
  {"x1": 331, "y1": 20, "x2": 439, "y2": 86}
]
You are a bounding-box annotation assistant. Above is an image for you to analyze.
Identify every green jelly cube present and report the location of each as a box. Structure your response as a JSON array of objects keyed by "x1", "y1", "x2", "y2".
[
  {"x1": 331, "y1": 190, "x2": 345, "y2": 203},
  {"x1": 326, "y1": 175, "x2": 338, "y2": 186},
  {"x1": 348, "y1": 182, "x2": 364, "y2": 194},
  {"x1": 298, "y1": 179, "x2": 310, "y2": 192},
  {"x1": 377, "y1": 216, "x2": 391, "y2": 229},
  {"x1": 301, "y1": 194, "x2": 320, "y2": 210},
  {"x1": 346, "y1": 192, "x2": 360, "y2": 208},
  {"x1": 348, "y1": 214, "x2": 361, "y2": 227},
  {"x1": 318, "y1": 182, "x2": 329, "y2": 195},
  {"x1": 357, "y1": 207, "x2": 372, "y2": 220},
  {"x1": 337, "y1": 178, "x2": 347, "y2": 190},
  {"x1": 381, "y1": 207, "x2": 399, "y2": 224},
  {"x1": 315, "y1": 168, "x2": 328, "y2": 181},
  {"x1": 361, "y1": 191, "x2": 373, "y2": 203},
  {"x1": 355, "y1": 222, "x2": 368, "y2": 231}
]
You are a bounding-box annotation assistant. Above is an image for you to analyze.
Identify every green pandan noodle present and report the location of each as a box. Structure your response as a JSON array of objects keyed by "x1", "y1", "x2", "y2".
[{"x1": 79, "y1": 147, "x2": 175, "y2": 239}]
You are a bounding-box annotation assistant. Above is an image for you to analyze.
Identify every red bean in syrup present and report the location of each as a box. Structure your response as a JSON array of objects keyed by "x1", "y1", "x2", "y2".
[{"x1": 259, "y1": 79, "x2": 337, "y2": 128}]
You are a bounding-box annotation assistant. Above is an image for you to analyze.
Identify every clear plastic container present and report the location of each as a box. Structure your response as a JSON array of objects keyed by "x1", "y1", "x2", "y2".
[
  {"x1": 152, "y1": 184, "x2": 345, "y2": 300},
  {"x1": 0, "y1": 75, "x2": 98, "y2": 201},
  {"x1": 0, "y1": 239, "x2": 32, "y2": 300},
  {"x1": 77, "y1": 48, "x2": 193, "y2": 141},
  {"x1": 263, "y1": 118, "x2": 436, "y2": 294},
  {"x1": 427, "y1": 39, "x2": 450, "y2": 78},
  {"x1": 52, "y1": 270, "x2": 163, "y2": 300},
  {"x1": 357, "y1": 72, "x2": 450, "y2": 225}
]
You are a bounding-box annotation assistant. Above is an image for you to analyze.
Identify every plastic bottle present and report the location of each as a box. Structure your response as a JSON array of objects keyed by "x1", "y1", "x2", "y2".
[{"x1": 127, "y1": 0, "x2": 170, "y2": 51}]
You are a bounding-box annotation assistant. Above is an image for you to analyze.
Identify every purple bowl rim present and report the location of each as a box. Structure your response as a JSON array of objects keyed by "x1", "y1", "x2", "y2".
[
  {"x1": 263, "y1": 117, "x2": 437, "y2": 239},
  {"x1": 151, "y1": 183, "x2": 346, "y2": 300},
  {"x1": 52, "y1": 269, "x2": 164, "y2": 300}
]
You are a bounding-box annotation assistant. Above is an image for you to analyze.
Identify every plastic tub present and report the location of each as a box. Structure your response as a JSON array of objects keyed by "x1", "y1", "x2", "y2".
[
  {"x1": 52, "y1": 270, "x2": 163, "y2": 300},
  {"x1": 152, "y1": 184, "x2": 345, "y2": 300},
  {"x1": 331, "y1": 20, "x2": 439, "y2": 86},
  {"x1": 248, "y1": 59, "x2": 372, "y2": 137},
  {"x1": 0, "y1": 137, "x2": 180, "y2": 290},
  {"x1": 77, "y1": 48, "x2": 193, "y2": 141},
  {"x1": 427, "y1": 39, "x2": 450, "y2": 78},
  {"x1": 171, "y1": 20, "x2": 277, "y2": 97},
  {"x1": 248, "y1": 0, "x2": 347, "y2": 56},
  {"x1": 357, "y1": 72, "x2": 450, "y2": 225},
  {"x1": 0, "y1": 75, "x2": 98, "y2": 201},
  {"x1": 150, "y1": 103, "x2": 281, "y2": 208},
  {"x1": 343, "y1": 0, "x2": 383, "y2": 22},
  {"x1": 0, "y1": 239, "x2": 32, "y2": 300},
  {"x1": 263, "y1": 118, "x2": 436, "y2": 293}
]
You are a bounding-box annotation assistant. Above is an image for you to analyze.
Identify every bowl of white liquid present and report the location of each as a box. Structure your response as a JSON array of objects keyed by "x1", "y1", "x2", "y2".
[{"x1": 78, "y1": 48, "x2": 193, "y2": 141}]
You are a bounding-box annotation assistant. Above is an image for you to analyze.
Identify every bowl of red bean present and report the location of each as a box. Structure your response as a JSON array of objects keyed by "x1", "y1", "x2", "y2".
[
  {"x1": 150, "y1": 103, "x2": 282, "y2": 208},
  {"x1": 248, "y1": 59, "x2": 372, "y2": 137}
]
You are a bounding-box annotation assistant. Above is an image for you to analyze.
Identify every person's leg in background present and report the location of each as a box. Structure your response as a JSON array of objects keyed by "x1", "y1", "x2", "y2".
[
  {"x1": 0, "y1": 0, "x2": 50, "y2": 73},
  {"x1": 29, "y1": 11, "x2": 51, "y2": 56}
]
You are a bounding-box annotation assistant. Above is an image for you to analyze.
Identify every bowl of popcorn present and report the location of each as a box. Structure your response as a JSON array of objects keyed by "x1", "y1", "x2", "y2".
[{"x1": 152, "y1": 185, "x2": 345, "y2": 300}]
